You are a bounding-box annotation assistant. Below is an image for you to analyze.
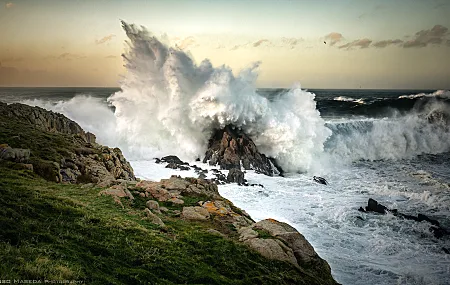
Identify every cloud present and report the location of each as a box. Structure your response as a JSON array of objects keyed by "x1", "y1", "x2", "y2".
[
  {"x1": 281, "y1": 37, "x2": 303, "y2": 49},
  {"x1": 44, "y1": 53, "x2": 86, "y2": 61},
  {"x1": 403, "y1": 25, "x2": 449, "y2": 48},
  {"x1": 105, "y1": 55, "x2": 118, "y2": 59},
  {"x1": 176, "y1": 36, "x2": 196, "y2": 50},
  {"x1": 372, "y1": 39, "x2": 403, "y2": 48},
  {"x1": 5, "y1": 2, "x2": 14, "y2": 8},
  {"x1": 339, "y1": 38, "x2": 372, "y2": 49},
  {"x1": 324, "y1": 32, "x2": 344, "y2": 46},
  {"x1": 95, "y1": 34, "x2": 116, "y2": 45},
  {"x1": 0, "y1": 57, "x2": 24, "y2": 63},
  {"x1": 253, "y1": 39, "x2": 271, "y2": 47}
]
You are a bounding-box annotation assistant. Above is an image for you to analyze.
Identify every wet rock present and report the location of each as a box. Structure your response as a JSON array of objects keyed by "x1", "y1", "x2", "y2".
[
  {"x1": 227, "y1": 168, "x2": 245, "y2": 184},
  {"x1": 361, "y1": 198, "x2": 449, "y2": 239},
  {"x1": 203, "y1": 125, "x2": 281, "y2": 176}
]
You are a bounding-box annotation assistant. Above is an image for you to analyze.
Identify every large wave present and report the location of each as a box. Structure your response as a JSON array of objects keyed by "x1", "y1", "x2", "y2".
[
  {"x1": 325, "y1": 100, "x2": 450, "y2": 161},
  {"x1": 102, "y1": 21, "x2": 331, "y2": 172}
]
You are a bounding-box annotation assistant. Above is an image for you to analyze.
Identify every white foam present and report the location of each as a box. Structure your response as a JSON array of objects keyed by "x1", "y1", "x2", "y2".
[{"x1": 334, "y1": 96, "x2": 366, "y2": 104}]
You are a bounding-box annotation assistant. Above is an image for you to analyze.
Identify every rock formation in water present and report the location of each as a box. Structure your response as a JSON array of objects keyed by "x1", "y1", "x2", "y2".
[
  {"x1": 0, "y1": 102, "x2": 135, "y2": 186},
  {"x1": 203, "y1": 125, "x2": 283, "y2": 176},
  {"x1": 359, "y1": 198, "x2": 449, "y2": 239}
]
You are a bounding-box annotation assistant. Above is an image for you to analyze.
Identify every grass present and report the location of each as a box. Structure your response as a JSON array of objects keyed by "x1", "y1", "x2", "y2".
[
  {"x1": 0, "y1": 110, "x2": 337, "y2": 284},
  {"x1": 0, "y1": 163, "x2": 338, "y2": 284}
]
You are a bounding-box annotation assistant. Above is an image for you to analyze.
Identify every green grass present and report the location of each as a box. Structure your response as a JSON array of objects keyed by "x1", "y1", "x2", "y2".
[{"x1": 0, "y1": 163, "x2": 337, "y2": 284}]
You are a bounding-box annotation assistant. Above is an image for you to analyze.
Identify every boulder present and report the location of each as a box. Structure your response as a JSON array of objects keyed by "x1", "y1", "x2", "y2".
[
  {"x1": 143, "y1": 208, "x2": 165, "y2": 227},
  {"x1": 181, "y1": 206, "x2": 210, "y2": 221},
  {"x1": 203, "y1": 125, "x2": 281, "y2": 176},
  {"x1": 227, "y1": 168, "x2": 245, "y2": 184},
  {"x1": 0, "y1": 145, "x2": 30, "y2": 163},
  {"x1": 146, "y1": 200, "x2": 161, "y2": 214},
  {"x1": 238, "y1": 218, "x2": 332, "y2": 275}
]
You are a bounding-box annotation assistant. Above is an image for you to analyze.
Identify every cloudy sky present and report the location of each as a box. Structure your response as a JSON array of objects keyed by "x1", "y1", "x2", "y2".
[{"x1": 1, "y1": 0, "x2": 450, "y2": 89}]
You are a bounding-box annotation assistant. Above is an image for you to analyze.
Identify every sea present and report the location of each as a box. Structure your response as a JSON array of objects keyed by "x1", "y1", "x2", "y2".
[{"x1": 1, "y1": 22, "x2": 450, "y2": 285}]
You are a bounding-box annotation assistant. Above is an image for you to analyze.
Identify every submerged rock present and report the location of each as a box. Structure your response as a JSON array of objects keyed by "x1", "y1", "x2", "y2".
[
  {"x1": 203, "y1": 125, "x2": 281, "y2": 176},
  {"x1": 360, "y1": 198, "x2": 449, "y2": 238}
]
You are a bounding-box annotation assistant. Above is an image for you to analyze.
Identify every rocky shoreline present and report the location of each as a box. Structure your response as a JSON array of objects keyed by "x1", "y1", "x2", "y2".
[{"x1": 0, "y1": 102, "x2": 338, "y2": 284}]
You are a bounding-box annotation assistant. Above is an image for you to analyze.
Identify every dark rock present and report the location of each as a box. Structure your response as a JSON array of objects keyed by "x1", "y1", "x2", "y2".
[
  {"x1": 361, "y1": 198, "x2": 449, "y2": 239},
  {"x1": 366, "y1": 198, "x2": 387, "y2": 214},
  {"x1": 227, "y1": 168, "x2": 245, "y2": 184},
  {"x1": 178, "y1": 165, "x2": 190, "y2": 171},
  {"x1": 165, "y1": 162, "x2": 179, "y2": 169},
  {"x1": 161, "y1": 155, "x2": 188, "y2": 165},
  {"x1": 203, "y1": 125, "x2": 281, "y2": 176}
]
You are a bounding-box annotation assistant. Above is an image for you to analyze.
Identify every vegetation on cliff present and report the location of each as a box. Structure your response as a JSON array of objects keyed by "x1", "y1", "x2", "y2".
[{"x1": 0, "y1": 102, "x2": 337, "y2": 284}]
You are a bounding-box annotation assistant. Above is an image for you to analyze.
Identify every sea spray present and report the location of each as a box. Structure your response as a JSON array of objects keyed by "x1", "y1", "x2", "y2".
[{"x1": 106, "y1": 21, "x2": 332, "y2": 172}]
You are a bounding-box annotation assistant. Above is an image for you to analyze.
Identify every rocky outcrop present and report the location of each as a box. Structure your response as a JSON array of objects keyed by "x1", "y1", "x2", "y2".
[
  {"x1": 0, "y1": 102, "x2": 88, "y2": 139},
  {"x1": 0, "y1": 144, "x2": 30, "y2": 163},
  {"x1": 0, "y1": 102, "x2": 135, "y2": 185},
  {"x1": 239, "y1": 219, "x2": 332, "y2": 274},
  {"x1": 125, "y1": 175, "x2": 334, "y2": 281},
  {"x1": 227, "y1": 168, "x2": 245, "y2": 184},
  {"x1": 359, "y1": 198, "x2": 449, "y2": 238},
  {"x1": 203, "y1": 125, "x2": 282, "y2": 176}
]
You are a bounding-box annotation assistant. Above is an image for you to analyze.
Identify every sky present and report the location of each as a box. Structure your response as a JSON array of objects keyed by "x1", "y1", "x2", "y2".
[{"x1": 1, "y1": 0, "x2": 450, "y2": 89}]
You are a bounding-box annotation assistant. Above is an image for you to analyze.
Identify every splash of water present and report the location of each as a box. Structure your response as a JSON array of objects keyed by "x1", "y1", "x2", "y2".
[{"x1": 106, "y1": 21, "x2": 331, "y2": 172}]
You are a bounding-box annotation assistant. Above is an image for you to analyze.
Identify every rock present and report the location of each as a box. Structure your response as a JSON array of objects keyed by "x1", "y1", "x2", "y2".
[
  {"x1": 99, "y1": 185, "x2": 128, "y2": 198},
  {"x1": 361, "y1": 198, "x2": 449, "y2": 239},
  {"x1": 136, "y1": 181, "x2": 171, "y2": 201},
  {"x1": 366, "y1": 198, "x2": 387, "y2": 214},
  {"x1": 203, "y1": 125, "x2": 281, "y2": 176},
  {"x1": 14, "y1": 163, "x2": 34, "y2": 171},
  {"x1": 161, "y1": 155, "x2": 188, "y2": 165},
  {"x1": 143, "y1": 208, "x2": 165, "y2": 227},
  {"x1": 181, "y1": 206, "x2": 210, "y2": 221},
  {"x1": 159, "y1": 207, "x2": 169, "y2": 213},
  {"x1": 251, "y1": 219, "x2": 331, "y2": 272},
  {"x1": 146, "y1": 200, "x2": 161, "y2": 214},
  {"x1": 227, "y1": 168, "x2": 245, "y2": 184},
  {"x1": 243, "y1": 238, "x2": 298, "y2": 267},
  {"x1": 238, "y1": 227, "x2": 259, "y2": 241},
  {"x1": 165, "y1": 163, "x2": 178, "y2": 169},
  {"x1": 169, "y1": 197, "x2": 184, "y2": 205},
  {"x1": 206, "y1": 229, "x2": 226, "y2": 237},
  {"x1": 178, "y1": 165, "x2": 190, "y2": 171},
  {"x1": 0, "y1": 146, "x2": 31, "y2": 163},
  {"x1": 124, "y1": 189, "x2": 135, "y2": 200},
  {"x1": 0, "y1": 103, "x2": 86, "y2": 139},
  {"x1": 85, "y1": 132, "x2": 96, "y2": 144}
]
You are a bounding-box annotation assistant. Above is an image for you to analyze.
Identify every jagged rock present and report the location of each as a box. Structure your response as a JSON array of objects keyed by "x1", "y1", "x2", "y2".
[
  {"x1": 136, "y1": 181, "x2": 171, "y2": 201},
  {"x1": 227, "y1": 168, "x2": 245, "y2": 184},
  {"x1": 165, "y1": 162, "x2": 178, "y2": 169},
  {"x1": 181, "y1": 206, "x2": 210, "y2": 221},
  {"x1": 203, "y1": 125, "x2": 281, "y2": 176},
  {"x1": 143, "y1": 208, "x2": 165, "y2": 227},
  {"x1": 0, "y1": 103, "x2": 136, "y2": 185},
  {"x1": 0, "y1": 145, "x2": 30, "y2": 163},
  {"x1": 360, "y1": 198, "x2": 449, "y2": 238}
]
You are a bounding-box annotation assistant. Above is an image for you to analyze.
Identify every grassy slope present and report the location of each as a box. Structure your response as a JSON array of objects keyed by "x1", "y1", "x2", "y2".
[{"x1": 0, "y1": 164, "x2": 326, "y2": 284}]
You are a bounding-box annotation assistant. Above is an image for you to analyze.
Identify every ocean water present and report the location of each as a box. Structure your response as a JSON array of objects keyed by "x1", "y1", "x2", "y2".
[{"x1": 1, "y1": 22, "x2": 450, "y2": 285}]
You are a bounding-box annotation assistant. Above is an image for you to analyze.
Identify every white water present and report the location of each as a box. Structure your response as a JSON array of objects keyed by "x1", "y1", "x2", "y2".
[{"x1": 11, "y1": 21, "x2": 450, "y2": 285}]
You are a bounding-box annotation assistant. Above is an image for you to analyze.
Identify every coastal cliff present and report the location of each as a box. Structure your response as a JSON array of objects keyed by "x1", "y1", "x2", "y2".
[{"x1": 0, "y1": 102, "x2": 337, "y2": 284}]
